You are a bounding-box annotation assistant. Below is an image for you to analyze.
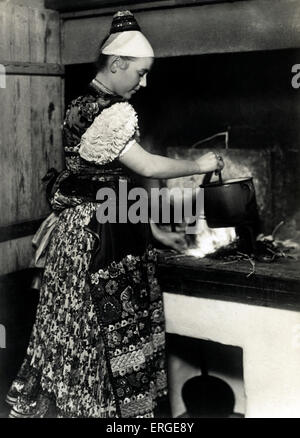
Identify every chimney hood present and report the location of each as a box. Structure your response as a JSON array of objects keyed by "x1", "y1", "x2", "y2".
[{"x1": 57, "y1": 0, "x2": 300, "y2": 65}]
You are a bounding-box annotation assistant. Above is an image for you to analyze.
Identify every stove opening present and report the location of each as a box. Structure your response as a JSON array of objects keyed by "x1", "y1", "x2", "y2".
[{"x1": 167, "y1": 333, "x2": 245, "y2": 418}]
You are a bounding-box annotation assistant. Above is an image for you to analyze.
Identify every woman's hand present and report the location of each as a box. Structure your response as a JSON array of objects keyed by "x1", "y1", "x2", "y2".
[
  {"x1": 157, "y1": 229, "x2": 188, "y2": 253},
  {"x1": 196, "y1": 152, "x2": 224, "y2": 174},
  {"x1": 150, "y1": 220, "x2": 188, "y2": 252}
]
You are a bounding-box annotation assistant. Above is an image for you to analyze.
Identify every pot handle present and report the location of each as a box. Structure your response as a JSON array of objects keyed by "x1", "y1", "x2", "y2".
[
  {"x1": 242, "y1": 180, "x2": 254, "y2": 203},
  {"x1": 202, "y1": 170, "x2": 222, "y2": 186},
  {"x1": 202, "y1": 171, "x2": 213, "y2": 186}
]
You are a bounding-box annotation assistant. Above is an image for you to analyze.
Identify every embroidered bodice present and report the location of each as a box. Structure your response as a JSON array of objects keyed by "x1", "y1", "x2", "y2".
[
  {"x1": 49, "y1": 79, "x2": 142, "y2": 212},
  {"x1": 62, "y1": 80, "x2": 140, "y2": 178}
]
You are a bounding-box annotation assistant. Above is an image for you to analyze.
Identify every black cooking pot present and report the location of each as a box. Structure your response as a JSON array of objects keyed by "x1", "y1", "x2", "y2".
[{"x1": 200, "y1": 172, "x2": 256, "y2": 228}]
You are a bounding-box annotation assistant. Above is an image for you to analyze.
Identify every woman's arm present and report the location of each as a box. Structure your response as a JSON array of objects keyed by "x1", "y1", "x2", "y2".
[{"x1": 118, "y1": 141, "x2": 222, "y2": 179}]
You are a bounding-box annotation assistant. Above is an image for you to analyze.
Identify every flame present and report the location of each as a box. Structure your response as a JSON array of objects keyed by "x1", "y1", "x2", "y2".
[{"x1": 186, "y1": 219, "x2": 236, "y2": 258}]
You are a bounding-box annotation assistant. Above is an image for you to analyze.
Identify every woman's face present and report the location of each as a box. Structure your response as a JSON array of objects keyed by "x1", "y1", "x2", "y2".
[{"x1": 112, "y1": 57, "x2": 154, "y2": 100}]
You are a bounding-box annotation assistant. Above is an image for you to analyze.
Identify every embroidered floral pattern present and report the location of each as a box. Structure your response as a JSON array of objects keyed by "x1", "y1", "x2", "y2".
[{"x1": 89, "y1": 247, "x2": 167, "y2": 418}]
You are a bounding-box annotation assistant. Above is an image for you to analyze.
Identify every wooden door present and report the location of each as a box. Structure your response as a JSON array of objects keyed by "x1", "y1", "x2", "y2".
[{"x1": 0, "y1": 3, "x2": 64, "y2": 275}]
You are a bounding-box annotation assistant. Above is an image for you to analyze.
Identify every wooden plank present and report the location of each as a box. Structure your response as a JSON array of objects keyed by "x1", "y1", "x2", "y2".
[
  {"x1": 60, "y1": 1, "x2": 205, "y2": 19},
  {"x1": 29, "y1": 75, "x2": 64, "y2": 220},
  {"x1": 47, "y1": 0, "x2": 157, "y2": 12},
  {"x1": 0, "y1": 5, "x2": 30, "y2": 62},
  {"x1": 0, "y1": 217, "x2": 48, "y2": 243},
  {"x1": 62, "y1": 0, "x2": 300, "y2": 63},
  {"x1": 1, "y1": 61, "x2": 65, "y2": 76},
  {"x1": 0, "y1": 75, "x2": 20, "y2": 226},
  {"x1": 0, "y1": 6, "x2": 12, "y2": 60},
  {"x1": 47, "y1": 0, "x2": 242, "y2": 14},
  {"x1": 29, "y1": 7, "x2": 61, "y2": 63},
  {"x1": 0, "y1": 74, "x2": 63, "y2": 227},
  {"x1": 14, "y1": 74, "x2": 32, "y2": 223},
  {"x1": 0, "y1": 5, "x2": 60, "y2": 63}
]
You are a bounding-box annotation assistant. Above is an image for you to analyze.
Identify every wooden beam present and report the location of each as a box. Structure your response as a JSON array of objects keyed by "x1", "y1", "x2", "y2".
[
  {"x1": 59, "y1": 0, "x2": 246, "y2": 19},
  {"x1": 61, "y1": 0, "x2": 300, "y2": 64},
  {"x1": 46, "y1": 0, "x2": 148, "y2": 11},
  {"x1": 0, "y1": 61, "x2": 65, "y2": 76},
  {"x1": 0, "y1": 217, "x2": 48, "y2": 243},
  {"x1": 46, "y1": 0, "x2": 232, "y2": 14}
]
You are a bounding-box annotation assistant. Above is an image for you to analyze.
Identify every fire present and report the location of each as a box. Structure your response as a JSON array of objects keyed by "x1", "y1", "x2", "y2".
[{"x1": 186, "y1": 219, "x2": 236, "y2": 258}]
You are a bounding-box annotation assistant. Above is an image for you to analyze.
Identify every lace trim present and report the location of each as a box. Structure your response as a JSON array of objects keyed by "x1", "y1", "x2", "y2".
[{"x1": 79, "y1": 102, "x2": 138, "y2": 166}]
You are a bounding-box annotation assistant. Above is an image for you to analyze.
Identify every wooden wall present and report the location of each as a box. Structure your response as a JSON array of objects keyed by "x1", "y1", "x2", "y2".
[{"x1": 0, "y1": 3, "x2": 64, "y2": 275}]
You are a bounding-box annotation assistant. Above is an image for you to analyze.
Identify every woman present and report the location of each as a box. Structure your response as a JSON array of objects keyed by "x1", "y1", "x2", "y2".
[{"x1": 6, "y1": 11, "x2": 224, "y2": 418}]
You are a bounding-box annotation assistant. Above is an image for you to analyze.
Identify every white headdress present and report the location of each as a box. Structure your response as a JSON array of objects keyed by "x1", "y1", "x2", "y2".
[{"x1": 101, "y1": 11, "x2": 154, "y2": 58}]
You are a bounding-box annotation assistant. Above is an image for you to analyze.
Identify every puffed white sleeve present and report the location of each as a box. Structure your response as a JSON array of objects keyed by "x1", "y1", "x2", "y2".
[{"x1": 78, "y1": 102, "x2": 138, "y2": 165}]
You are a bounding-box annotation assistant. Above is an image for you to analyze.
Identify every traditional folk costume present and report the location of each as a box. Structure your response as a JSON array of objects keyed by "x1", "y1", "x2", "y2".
[{"x1": 6, "y1": 11, "x2": 167, "y2": 418}]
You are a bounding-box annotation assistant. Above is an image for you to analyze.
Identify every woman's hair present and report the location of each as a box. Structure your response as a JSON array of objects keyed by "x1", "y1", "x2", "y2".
[{"x1": 95, "y1": 34, "x2": 136, "y2": 72}]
